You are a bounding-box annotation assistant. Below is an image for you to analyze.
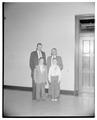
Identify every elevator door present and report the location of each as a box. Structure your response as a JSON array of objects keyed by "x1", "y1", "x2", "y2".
[{"x1": 79, "y1": 33, "x2": 95, "y2": 94}]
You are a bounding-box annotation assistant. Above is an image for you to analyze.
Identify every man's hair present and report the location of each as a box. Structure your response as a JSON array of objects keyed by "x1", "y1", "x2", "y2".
[{"x1": 37, "y1": 43, "x2": 42, "y2": 47}]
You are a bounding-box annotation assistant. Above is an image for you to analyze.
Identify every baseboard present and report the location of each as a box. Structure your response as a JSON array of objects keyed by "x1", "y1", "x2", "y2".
[{"x1": 4, "y1": 85, "x2": 75, "y2": 95}]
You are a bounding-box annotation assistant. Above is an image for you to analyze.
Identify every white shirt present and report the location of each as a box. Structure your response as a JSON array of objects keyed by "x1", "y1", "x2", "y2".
[
  {"x1": 48, "y1": 64, "x2": 61, "y2": 82},
  {"x1": 37, "y1": 50, "x2": 42, "y2": 59}
]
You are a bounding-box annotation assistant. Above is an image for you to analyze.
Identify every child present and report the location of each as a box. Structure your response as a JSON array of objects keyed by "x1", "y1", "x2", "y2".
[
  {"x1": 34, "y1": 57, "x2": 47, "y2": 100},
  {"x1": 48, "y1": 58, "x2": 61, "y2": 101}
]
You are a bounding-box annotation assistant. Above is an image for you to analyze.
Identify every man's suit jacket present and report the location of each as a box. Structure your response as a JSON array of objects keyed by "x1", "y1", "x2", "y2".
[
  {"x1": 30, "y1": 50, "x2": 46, "y2": 77},
  {"x1": 47, "y1": 56, "x2": 63, "y2": 73}
]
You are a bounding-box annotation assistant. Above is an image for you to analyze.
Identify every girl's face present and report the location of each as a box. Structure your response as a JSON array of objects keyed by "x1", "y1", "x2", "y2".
[{"x1": 39, "y1": 59, "x2": 44, "y2": 65}]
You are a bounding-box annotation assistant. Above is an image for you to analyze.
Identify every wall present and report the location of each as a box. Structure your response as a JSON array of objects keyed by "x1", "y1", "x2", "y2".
[{"x1": 4, "y1": 2, "x2": 95, "y2": 90}]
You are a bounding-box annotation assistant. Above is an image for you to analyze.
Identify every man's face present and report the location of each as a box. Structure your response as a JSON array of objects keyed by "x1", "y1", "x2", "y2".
[
  {"x1": 37, "y1": 45, "x2": 42, "y2": 51},
  {"x1": 51, "y1": 49, "x2": 57, "y2": 56}
]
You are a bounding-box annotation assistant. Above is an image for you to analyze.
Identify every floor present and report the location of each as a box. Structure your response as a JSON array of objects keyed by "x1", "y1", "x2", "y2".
[{"x1": 3, "y1": 89, "x2": 95, "y2": 117}]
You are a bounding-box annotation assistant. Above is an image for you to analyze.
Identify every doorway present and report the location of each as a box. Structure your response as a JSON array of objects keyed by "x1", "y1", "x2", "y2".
[{"x1": 75, "y1": 15, "x2": 95, "y2": 95}]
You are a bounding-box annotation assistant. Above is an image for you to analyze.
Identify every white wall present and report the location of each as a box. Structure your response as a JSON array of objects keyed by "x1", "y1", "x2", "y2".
[{"x1": 4, "y1": 2, "x2": 95, "y2": 90}]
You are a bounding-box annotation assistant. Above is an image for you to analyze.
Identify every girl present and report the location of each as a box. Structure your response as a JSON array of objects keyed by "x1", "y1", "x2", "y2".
[
  {"x1": 34, "y1": 57, "x2": 47, "y2": 100},
  {"x1": 48, "y1": 58, "x2": 61, "y2": 101}
]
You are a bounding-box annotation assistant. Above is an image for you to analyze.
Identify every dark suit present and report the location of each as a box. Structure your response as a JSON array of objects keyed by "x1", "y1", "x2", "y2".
[{"x1": 30, "y1": 50, "x2": 46, "y2": 99}]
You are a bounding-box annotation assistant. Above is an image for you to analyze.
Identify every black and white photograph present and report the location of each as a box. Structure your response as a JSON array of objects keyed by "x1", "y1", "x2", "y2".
[{"x1": 2, "y1": 1, "x2": 95, "y2": 118}]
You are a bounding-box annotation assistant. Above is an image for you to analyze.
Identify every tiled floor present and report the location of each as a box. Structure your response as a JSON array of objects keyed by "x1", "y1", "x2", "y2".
[{"x1": 4, "y1": 89, "x2": 95, "y2": 117}]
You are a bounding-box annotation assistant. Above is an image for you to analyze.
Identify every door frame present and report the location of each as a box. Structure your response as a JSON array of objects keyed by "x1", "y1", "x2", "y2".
[{"x1": 74, "y1": 14, "x2": 95, "y2": 95}]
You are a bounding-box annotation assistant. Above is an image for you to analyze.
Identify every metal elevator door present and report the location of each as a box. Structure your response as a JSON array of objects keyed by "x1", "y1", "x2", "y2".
[{"x1": 79, "y1": 33, "x2": 95, "y2": 94}]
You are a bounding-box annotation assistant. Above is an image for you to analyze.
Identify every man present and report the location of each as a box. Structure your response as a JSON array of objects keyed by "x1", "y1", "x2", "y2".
[
  {"x1": 30, "y1": 43, "x2": 46, "y2": 100},
  {"x1": 47, "y1": 48, "x2": 63, "y2": 97}
]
